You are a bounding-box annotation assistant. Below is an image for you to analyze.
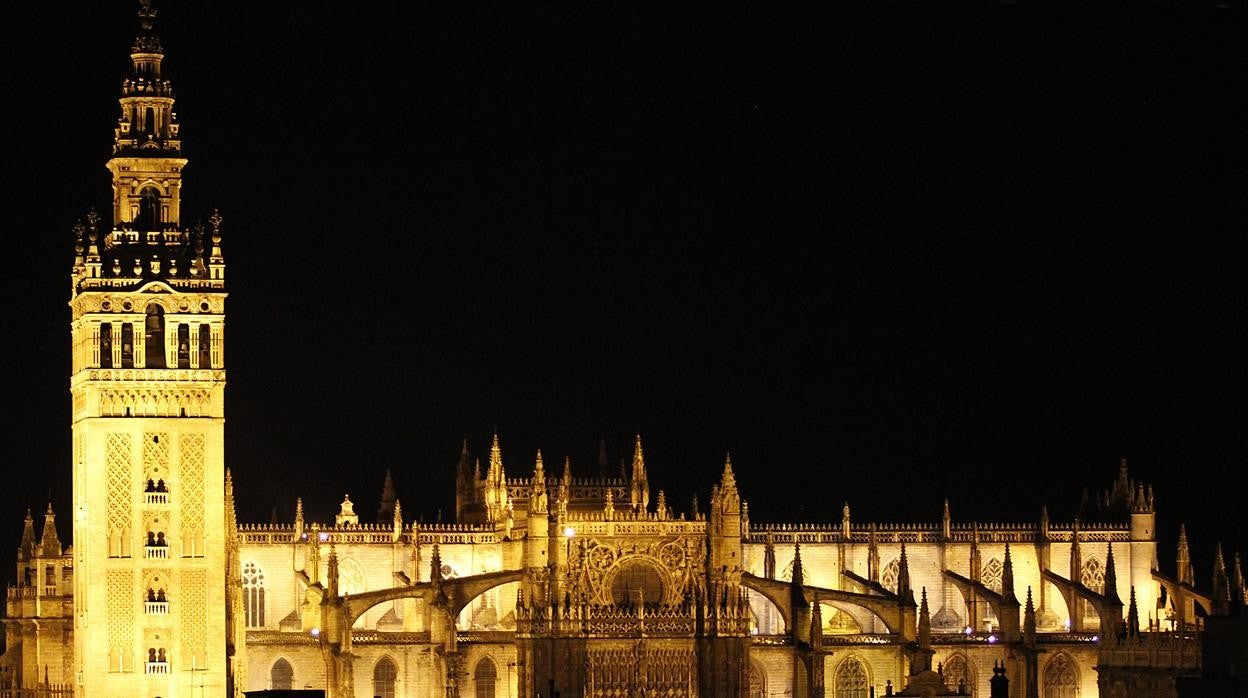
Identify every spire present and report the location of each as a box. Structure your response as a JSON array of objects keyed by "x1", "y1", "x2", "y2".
[
  {"x1": 597, "y1": 438, "x2": 610, "y2": 480},
  {"x1": 1001, "y1": 543, "x2": 1017, "y2": 604},
  {"x1": 1177, "y1": 524, "x2": 1194, "y2": 586},
  {"x1": 1212, "y1": 543, "x2": 1231, "y2": 615},
  {"x1": 720, "y1": 452, "x2": 737, "y2": 489},
  {"x1": 392, "y1": 498, "x2": 403, "y2": 542},
  {"x1": 842, "y1": 502, "x2": 852, "y2": 539},
  {"x1": 562, "y1": 455, "x2": 573, "y2": 489},
  {"x1": 378, "y1": 469, "x2": 397, "y2": 523},
  {"x1": 629, "y1": 434, "x2": 649, "y2": 512},
  {"x1": 1024, "y1": 587, "x2": 1037, "y2": 642},
  {"x1": 897, "y1": 543, "x2": 915, "y2": 605},
  {"x1": 1232, "y1": 552, "x2": 1246, "y2": 609},
  {"x1": 791, "y1": 543, "x2": 805, "y2": 588},
  {"x1": 1103, "y1": 545, "x2": 1121, "y2": 606},
  {"x1": 941, "y1": 499, "x2": 951, "y2": 540},
  {"x1": 530, "y1": 450, "x2": 548, "y2": 514},
  {"x1": 294, "y1": 497, "x2": 305, "y2": 539},
  {"x1": 225, "y1": 468, "x2": 237, "y2": 533},
  {"x1": 1126, "y1": 586, "x2": 1140, "y2": 638},
  {"x1": 38, "y1": 503, "x2": 62, "y2": 556},
  {"x1": 1070, "y1": 518, "x2": 1082, "y2": 581},
  {"x1": 18, "y1": 509, "x2": 36, "y2": 561},
  {"x1": 917, "y1": 587, "x2": 932, "y2": 649},
  {"x1": 455, "y1": 438, "x2": 472, "y2": 488},
  {"x1": 326, "y1": 545, "x2": 339, "y2": 599}
]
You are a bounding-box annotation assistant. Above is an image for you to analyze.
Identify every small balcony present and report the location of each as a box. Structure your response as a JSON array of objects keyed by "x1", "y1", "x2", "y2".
[
  {"x1": 145, "y1": 661, "x2": 169, "y2": 675},
  {"x1": 144, "y1": 546, "x2": 169, "y2": 559},
  {"x1": 144, "y1": 492, "x2": 170, "y2": 505},
  {"x1": 145, "y1": 601, "x2": 169, "y2": 615}
]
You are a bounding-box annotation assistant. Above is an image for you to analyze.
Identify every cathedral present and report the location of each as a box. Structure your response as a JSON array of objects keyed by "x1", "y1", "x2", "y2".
[{"x1": 3, "y1": 4, "x2": 1245, "y2": 698}]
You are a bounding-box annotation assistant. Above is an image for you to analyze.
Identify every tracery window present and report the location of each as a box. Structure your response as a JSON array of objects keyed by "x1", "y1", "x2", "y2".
[
  {"x1": 943, "y1": 654, "x2": 974, "y2": 696},
  {"x1": 1043, "y1": 652, "x2": 1078, "y2": 698},
  {"x1": 474, "y1": 657, "x2": 497, "y2": 698},
  {"x1": 242, "y1": 562, "x2": 265, "y2": 627},
  {"x1": 981, "y1": 558, "x2": 1003, "y2": 593},
  {"x1": 835, "y1": 657, "x2": 869, "y2": 698},
  {"x1": 1080, "y1": 557, "x2": 1105, "y2": 623},
  {"x1": 373, "y1": 657, "x2": 398, "y2": 698},
  {"x1": 271, "y1": 658, "x2": 293, "y2": 690},
  {"x1": 881, "y1": 559, "x2": 900, "y2": 594},
  {"x1": 749, "y1": 661, "x2": 766, "y2": 698}
]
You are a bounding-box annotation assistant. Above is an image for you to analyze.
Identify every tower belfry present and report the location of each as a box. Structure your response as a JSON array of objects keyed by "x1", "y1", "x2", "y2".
[{"x1": 70, "y1": 2, "x2": 229, "y2": 696}]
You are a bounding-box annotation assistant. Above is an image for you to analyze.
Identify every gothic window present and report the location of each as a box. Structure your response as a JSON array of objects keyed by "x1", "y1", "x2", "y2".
[
  {"x1": 982, "y1": 558, "x2": 1003, "y2": 593},
  {"x1": 1080, "y1": 557, "x2": 1105, "y2": 623},
  {"x1": 121, "y1": 323, "x2": 134, "y2": 368},
  {"x1": 834, "y1": 657, "x2": 870, "y2": 698},
  {"x1": 145, "y1": 304, "x2": 166, "y2": 369},
  {"x1": 944, "y1": 654, "x2": 974, "y2": 696},
  {"x1": 881, "y1": 559, "x2": 900, "y2": 594},
  {"x1": 270, "y1": 658, "x2": 293, "y2": 690},
  {"x1": 176, "y1": 324, "x2": 190, "y2": 368},
  {"x1": 373, "y1": 657, "x2": 398, "y2": 698},
  {"x1": 749, "y1": 661, "x2": 766, "y2": 698},
  {"x1": 474, "y1": 657, "x2": 497, "y2": 698},
  {"x1": 1043, "y1": 653, "x2": 1078, "y2": 698},
  {"x1": 242, "y1": 562, "x2": 265, "y2": 627},
  {"x1": 198, "y1": 324, "x2": 211, "y2": 368},
  {"x1": 100, "y1": 323, "x2": 113, "y2": 368}
]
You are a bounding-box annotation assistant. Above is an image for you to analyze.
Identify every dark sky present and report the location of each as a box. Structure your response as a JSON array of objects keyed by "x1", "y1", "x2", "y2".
[{"x1": 2, "y1": 1, "x2": 1245, "y2": 589}]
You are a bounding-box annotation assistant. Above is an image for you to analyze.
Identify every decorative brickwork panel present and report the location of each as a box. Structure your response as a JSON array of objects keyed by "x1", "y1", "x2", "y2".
[
  {"x1": 181, "y1": 569, "x2": 206, "y2": 668},
  {"x1": 143, "y1": 431, "x2": 169, "y2": 482},
  {"x1": 106, "y1": 433, "x2": 133, "y2": 537},
  {"x1": 181, "y1": 433, "x2": 205, "y2": 552},
  {"x1": 106, "y1": 569, "x2": 134, "y2": 668}
]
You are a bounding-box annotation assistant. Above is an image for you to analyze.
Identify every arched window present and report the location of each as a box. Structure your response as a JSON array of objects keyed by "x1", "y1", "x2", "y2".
[
  {"x1": 834, "y1": 657, "x2": 869, "y2": 698},
  {"x1": 1043, "y1": 652, "x2": 1078, "y2": 698},
  {"x1": 474, "y1": 657, "x2": 497, "y2": 698},
  {"x1": 242, "y1": 562, "x2": 265, "y2": 627},
  {"x1": 749, "y1": 660, "x2": 766, "y2": 698},
  {"x1": 145, "y1": 304, "x2": 166, "y2": 369},
  {"x1": 881, "y1": 559, "x2": 900, "y2": 594},
  {"x1": 610, "y1": 561, "x2": 665, "y2": 606},
  {"x1": 943, "y1": 654, "x2": 974, "y2": 696},
  {"x1": 137, "y1": 186, "x2": 161, "y2": 230},
  {"x1": 1080, "y1": 557, "x2": 1105, "y2": 623},
  {"x1": 271, "y1": 659, "x2": 293, "y2": 690},
  {"x1": 198, "y1": 324, "x2": 212, "y2": 368},
  {"x1": 373, "y1": 657, "x2": 398, "y2": 698}
]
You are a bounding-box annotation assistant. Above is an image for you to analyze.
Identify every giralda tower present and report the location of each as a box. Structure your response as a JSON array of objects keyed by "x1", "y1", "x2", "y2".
[{"x1": 69, "y1": 2, "x2": 228, "y2": 695}]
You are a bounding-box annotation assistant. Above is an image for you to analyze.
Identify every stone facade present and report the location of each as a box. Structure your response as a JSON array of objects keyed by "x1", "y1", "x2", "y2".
[{"x1": 3, "y1": 4, "x2": 1239, "y2": 698}]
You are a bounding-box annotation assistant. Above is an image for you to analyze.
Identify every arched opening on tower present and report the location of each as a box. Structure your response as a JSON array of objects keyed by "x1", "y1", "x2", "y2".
[
  {"x1": 136, "y1": 186, "x2": 161, "y2": 230},
  {"x1": 145, "y1": 304, "x2": 166, "y2": 368}
]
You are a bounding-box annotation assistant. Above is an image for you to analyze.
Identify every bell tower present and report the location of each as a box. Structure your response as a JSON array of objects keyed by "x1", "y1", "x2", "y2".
[{"x1": 69, "y1": 2, "x2": 228, "y2": 696}]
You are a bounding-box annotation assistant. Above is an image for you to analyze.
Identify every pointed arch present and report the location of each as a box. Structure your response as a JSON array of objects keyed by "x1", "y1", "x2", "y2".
[
  {"x1": 943, "y1": 653, "x2": 974, "y2": 696},
  {"x1": 749, "y1": 660, "x2": 767, "y2": 698},
  {"x1": 881, "y1": 558, "x2": 900, "y2": 594},
  {"x1": 474, "y1": 656, "x2": 498, "y2": 698},
  {"x1": 373, "y1": 656, "x2": 398, "y2": 698},
  {"x1": 242, "y1": 561, "x2": 265, "y2": 627},
  {"x1": 270, "y1": 658, "x2": 293, "y2": 690},
  {"x1": 834, "y1": 655, "x2": 870, "y2": 698},
  {"x1": 1043, "y1": 652, "x2": 1078, "y2": 698}
]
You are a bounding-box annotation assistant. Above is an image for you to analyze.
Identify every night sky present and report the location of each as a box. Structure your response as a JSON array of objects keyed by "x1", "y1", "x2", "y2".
[{"x1": 2, "y1": 1, "x2": 1245, "y2": 590}]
